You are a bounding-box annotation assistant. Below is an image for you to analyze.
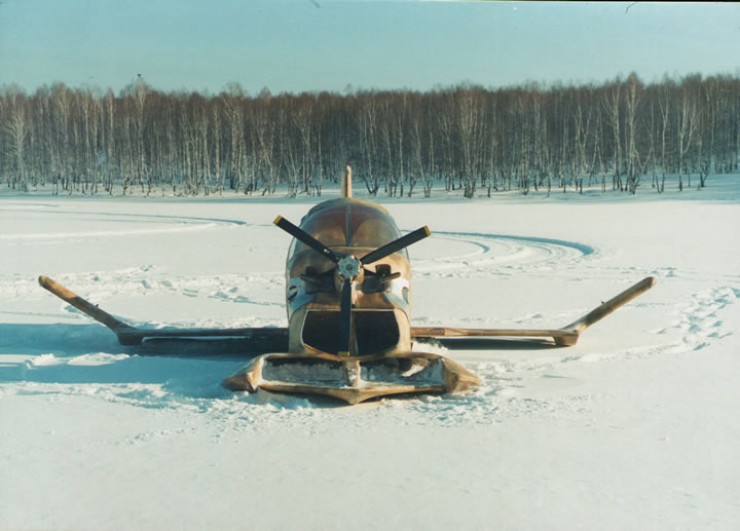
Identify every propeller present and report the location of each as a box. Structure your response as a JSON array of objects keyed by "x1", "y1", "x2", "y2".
[
  {"x1": 275, "y1": 215, "x2": 430, "y2": 356},
  {"x1": 274, "y1": 216, "x2": 342, "y2": 264},
  {"x1": 360, "y1": 226, "x2": 431, "y2": 265},
  {"x1": 338, "y1": 277, "x2": 353, "y2": 355}
]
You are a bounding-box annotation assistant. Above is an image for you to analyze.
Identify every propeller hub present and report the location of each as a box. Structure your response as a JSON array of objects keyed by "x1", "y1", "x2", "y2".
[{"x1": 337, "y1": 255, "x2": 362, "y2": 280}]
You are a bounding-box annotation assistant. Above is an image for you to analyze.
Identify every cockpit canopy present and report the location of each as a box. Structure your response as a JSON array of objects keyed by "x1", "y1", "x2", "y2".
[{"x1": 288, "y1": 198, "x2": 408, "y2": 263}]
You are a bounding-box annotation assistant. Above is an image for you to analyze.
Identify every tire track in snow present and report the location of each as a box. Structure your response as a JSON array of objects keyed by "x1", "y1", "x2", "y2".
[
  {"x1": 0, "y1": 208, "x2": 248, "y2": 242},
  {"x1": 1, "y1": 269, "x2": 283, "y2": 306},
  {"x1": 414, "y1": 231, "x2": 596, "y2": 279},
  {"x1": 1, "y1": 207, "x2": 283, "y2": 312}
]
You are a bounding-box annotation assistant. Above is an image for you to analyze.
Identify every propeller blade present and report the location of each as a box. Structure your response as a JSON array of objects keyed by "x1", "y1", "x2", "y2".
[
  {"x1": 360, "y1": 226, "x2": 431, "y2": 265},
  {"x1": 338, "y1": 278, "x2": 352, "y2": 356},
  {"x1": 274, "y1": 215, "x2": 341, "y2": 263}
]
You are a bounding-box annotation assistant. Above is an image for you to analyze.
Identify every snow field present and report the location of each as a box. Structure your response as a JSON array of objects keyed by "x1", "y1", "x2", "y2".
[{"x1": 1, "y1": 184, "x2": 738, "y2": 529}]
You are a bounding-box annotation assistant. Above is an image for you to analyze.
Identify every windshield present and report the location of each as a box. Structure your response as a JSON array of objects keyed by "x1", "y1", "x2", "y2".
[{"x1": 288, "y1": 199, "x2": 407, "y2": 258}]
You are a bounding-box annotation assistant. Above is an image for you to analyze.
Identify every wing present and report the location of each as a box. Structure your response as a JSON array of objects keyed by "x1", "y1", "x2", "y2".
[
  {"x1": 411, "y1": 276, "x2": 656, "y2": 347},
  {"x1": 38, "y1": 275, "x2": 288, "y2": 350}
]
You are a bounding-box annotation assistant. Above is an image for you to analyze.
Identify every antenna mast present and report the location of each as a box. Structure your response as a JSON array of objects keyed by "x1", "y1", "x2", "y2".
[{"x1": 342, "y1": 163, "x2": 352, "y2": 198}]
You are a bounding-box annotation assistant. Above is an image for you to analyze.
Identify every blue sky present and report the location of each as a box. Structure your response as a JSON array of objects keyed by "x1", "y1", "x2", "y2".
[{"x1": 1, "y1": 1, "x2": 739, "y2": 94}]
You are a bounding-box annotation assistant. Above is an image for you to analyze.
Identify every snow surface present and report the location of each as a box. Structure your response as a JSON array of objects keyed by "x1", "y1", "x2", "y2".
[{"x1": 1, "y1": 181, "x2": 739, "y2": 530}]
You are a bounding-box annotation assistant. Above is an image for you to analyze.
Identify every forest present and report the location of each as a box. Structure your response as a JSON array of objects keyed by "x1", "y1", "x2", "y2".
[{"x1": 1, "y1": 73, "x2": 739, "y2": 197}]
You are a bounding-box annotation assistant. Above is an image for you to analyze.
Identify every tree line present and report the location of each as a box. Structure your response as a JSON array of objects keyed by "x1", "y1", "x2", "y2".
[{"x1": 1, "y1": 73, "x2": 738, "y2": 197}]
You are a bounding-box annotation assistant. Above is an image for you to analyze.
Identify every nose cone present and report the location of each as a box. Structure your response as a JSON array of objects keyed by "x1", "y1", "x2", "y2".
[{"x1": 337, "y1": 255, "x2": 362, "y2": 279}]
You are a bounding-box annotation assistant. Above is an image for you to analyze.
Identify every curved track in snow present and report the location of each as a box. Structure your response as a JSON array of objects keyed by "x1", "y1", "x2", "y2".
[
  {"x1": 0, "y1": 206, "x2": 246, "y2": 242},
  {"x1": 414, "y1": 230, "x2": 596, "y2": 278}
]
